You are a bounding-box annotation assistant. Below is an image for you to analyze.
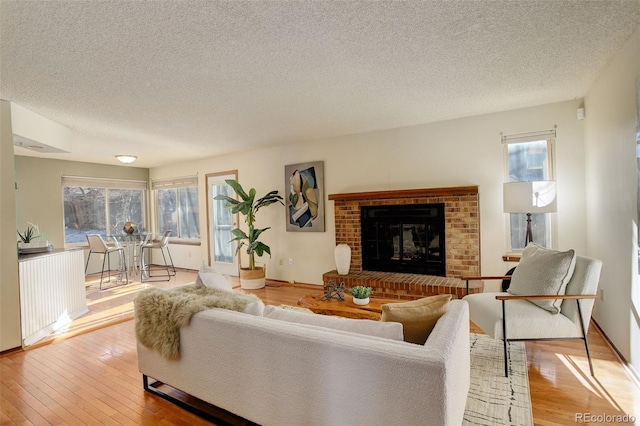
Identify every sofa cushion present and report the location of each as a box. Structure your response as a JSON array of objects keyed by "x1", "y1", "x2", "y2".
[
  {"x1": 380, "y1": 295, "x2": 452, "y2": 344},
  {"x1": 193, "y1": 266, "x2": 263, "y2": 315},
  {"x1": 195, "y1": 264, "x2": 233, "y2": 291},
  {"x1": 263, "y1": 305, "x2": 403, "y2": 341},
  {"x1": 507, "y1": 243, "x2": 576, "y2": 314},
  {"x1": 242, "y1": 300, "x2": 265, "y2": 316}
]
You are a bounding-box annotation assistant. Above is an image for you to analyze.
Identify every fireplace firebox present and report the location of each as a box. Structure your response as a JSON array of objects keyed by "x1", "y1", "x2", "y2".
[{"x1": 361, "y1": 203, "x2": 445, "y2": 276}]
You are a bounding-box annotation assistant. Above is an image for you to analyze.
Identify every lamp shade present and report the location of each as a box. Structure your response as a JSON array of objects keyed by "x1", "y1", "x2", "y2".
[{"x1": 503, "y1": 181, "x2": 557, "y2": 213}]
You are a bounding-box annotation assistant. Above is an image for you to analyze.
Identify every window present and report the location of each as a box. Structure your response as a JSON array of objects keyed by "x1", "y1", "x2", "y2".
[
  {"x1": 62, "y1": 176, "x2": 147, "y2": 244},
  {"x1": 211, "y1": 182, "x2": 234, "y2": 263},
  {"x1": 152, "y1": 176, "x2": 200, "y2": 240},
  {"x1": 503, "y1": 130, "x2": 556, "y2": 250}
]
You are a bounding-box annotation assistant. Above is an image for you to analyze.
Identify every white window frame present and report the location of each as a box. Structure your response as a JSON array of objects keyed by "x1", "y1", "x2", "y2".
[
  {"x1": 62, "y1": 176, "x2": 147, "y2": 246},
  {"x1": 152, "y1": 175, "x2": 200, "y2": 242},
  {"x1": 502, "y1": 130, "x2": 557, "y2": 252}
]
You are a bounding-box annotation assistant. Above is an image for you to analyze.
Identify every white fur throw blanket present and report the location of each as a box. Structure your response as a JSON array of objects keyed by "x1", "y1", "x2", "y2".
[{"x1": 134, "y1": 285, "x2": 260, "y2": 360}]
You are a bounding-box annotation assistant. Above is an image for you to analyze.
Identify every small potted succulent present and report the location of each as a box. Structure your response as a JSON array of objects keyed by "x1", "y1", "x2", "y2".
[
  {"x1": 17, "y1": 226, "x2": 38, "y2": 244},
  {"x1": 349, "y1": 286, "x2": 373, "y2": 306},
  {"x1": 17, "y1": 224, "x2": 51, "y2": 253}
]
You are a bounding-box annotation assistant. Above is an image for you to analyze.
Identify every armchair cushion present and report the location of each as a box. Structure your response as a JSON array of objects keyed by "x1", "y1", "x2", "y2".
[
  {"x1": 465, "y1": 292, "x2": 582, "y2": 339},
  {"x1": 508, "y1": 244, "x2": 576, "y2": 314}
]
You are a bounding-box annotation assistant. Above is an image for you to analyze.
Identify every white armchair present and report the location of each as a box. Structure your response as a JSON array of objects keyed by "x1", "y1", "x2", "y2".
[{"x1": 463, "y1": 247, "x2": 602, "y2": 377}]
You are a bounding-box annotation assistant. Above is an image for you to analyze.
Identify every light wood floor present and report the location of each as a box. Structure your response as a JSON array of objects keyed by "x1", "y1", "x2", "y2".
[{"x1": 1, "y1": 268, "x2": 638, "y2": 425}]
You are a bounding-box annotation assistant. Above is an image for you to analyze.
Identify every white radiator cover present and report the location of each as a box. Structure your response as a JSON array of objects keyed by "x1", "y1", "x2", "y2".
[{"x1": 19, "y1": 249, "x2": 89, "y2": 346}]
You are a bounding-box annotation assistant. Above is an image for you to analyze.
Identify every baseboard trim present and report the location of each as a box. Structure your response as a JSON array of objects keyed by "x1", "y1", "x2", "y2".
[{"x1": 591, "y1": 319, "x2": 640, "y2": 385}]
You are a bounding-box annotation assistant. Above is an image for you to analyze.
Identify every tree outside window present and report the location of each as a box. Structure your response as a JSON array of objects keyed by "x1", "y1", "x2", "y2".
[
  {"x1": 156, "y1": 187, "x2": 200, "y2": 239},
  {"x1": 63, "y1": 185, "x2": 145, "y2": 244}
]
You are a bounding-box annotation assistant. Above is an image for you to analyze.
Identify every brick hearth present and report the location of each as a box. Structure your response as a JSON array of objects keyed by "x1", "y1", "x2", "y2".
[
  {"x1": 322, "y1": 270, "x2": 483, "y2": 300},
  {"x1": 326, "y1": 186, "x2": 481, "y2": 299}
]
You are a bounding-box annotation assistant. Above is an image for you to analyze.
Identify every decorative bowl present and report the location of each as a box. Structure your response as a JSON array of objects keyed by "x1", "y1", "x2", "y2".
[{"x1": 123, "y1": 222, "x2": 137, "y2": 234}]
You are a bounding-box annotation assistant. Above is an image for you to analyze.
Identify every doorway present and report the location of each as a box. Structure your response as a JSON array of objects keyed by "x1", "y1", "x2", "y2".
[{"x1": 206, "y1": 172, "x2": 238, "y2": 276}]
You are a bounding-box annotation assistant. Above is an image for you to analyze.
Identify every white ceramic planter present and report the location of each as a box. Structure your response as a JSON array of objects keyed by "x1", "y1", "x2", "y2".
[
  {"x1": 240, "y1": 277, "x2": 265, "y2": 290},
  {"x1": 353, "y1": 296, "x2": 369, "y2": 306},
  {"x1": 18, "y1": 241, "x2": 50, "y2": 249},
  {"x1": 334, "y1": 244, "x2": 351, "y2": 275},
  {"x1": 17, "y1": 241, "x2": 52, "y2": 254}
]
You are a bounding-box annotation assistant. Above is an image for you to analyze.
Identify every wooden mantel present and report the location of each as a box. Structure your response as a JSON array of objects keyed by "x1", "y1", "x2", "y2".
[{"x1": 328, "y1": 186, "x2": 478, "y2": 201}]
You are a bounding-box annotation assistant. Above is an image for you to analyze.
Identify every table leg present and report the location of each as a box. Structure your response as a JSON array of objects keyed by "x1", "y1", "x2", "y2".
[{"x1": 124, "y1": 241, "x2": 138, "y2": 277}]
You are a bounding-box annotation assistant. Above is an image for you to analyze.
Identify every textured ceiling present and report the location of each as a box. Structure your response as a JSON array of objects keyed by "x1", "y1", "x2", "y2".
[{"x1": 2, "y1": 0, "x2": 640, "y2": 168}]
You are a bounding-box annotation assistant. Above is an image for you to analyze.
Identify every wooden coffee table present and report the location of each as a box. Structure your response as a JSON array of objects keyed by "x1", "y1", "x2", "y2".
[{"x1": 298, "y1": 294, "x2": 404, "y2": 320}]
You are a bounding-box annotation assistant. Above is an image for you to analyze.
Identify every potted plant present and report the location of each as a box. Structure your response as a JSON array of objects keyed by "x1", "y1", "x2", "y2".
[
  {"x1": 214, "y1": 179, "x2": 283, "y2": 289},
  {"x1": 17, "y1": 224, "x2": 50, "y2": 253},
  {"x1": 17, "y1": 225, "x2": 38, "y2": 244},
  {"x1": 349, "y1": 286, "x2": 373, "y2": 305}
]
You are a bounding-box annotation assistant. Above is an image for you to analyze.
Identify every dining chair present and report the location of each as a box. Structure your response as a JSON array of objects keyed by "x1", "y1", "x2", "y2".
[
  {"x1": 85, "y1": 234, "x2": 129, "y2": 289},
  {"x1": 140, "y1": 230, "x2": 176, "y2": 282}
]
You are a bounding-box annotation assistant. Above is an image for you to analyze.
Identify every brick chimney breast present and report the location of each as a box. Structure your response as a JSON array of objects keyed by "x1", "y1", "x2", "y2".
[{"x1": 328, "y1": 186, "x2": 480, "y2": 279}]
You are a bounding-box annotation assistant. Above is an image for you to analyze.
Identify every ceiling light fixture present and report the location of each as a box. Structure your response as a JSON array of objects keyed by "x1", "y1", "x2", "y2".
[{"x1": 116, "y1": 155, "x2": 137, "y2": 164}]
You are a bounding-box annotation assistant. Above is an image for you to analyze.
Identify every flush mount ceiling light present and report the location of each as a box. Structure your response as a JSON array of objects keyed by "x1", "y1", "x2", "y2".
[{"x1": 115, "y1": 155, "x2": 137, "y2": 164}]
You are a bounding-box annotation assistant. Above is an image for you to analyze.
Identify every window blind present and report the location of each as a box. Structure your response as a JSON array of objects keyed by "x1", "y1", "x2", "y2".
[
  {"x1": 62, "y1": 176, "x2": 148, "y2": 190},
  {"x1": 151, "y1": 175, "x2": 198, "y2": 190},
  {"x1": 501, "y1": 129, "x2": 556, "y2": 144}
]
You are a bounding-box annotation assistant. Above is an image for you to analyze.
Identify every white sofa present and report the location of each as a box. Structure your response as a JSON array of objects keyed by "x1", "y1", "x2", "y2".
[{"x1": 137, "y1": 299, "x2": 470, "y2": 426}]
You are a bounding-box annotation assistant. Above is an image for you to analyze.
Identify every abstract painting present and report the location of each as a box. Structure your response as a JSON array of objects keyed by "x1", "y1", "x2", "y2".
[{"x1": 285, "y1": 161, "x2": 325, "y2": 232}]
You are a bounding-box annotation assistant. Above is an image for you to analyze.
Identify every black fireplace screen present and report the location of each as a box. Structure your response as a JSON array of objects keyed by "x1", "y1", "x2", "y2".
[{"x1": 361, "y1": 204, "x2": 445, "y2": 276}]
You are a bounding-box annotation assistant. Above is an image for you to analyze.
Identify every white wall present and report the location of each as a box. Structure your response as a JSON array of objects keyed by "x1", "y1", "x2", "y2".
[
  {"x1": 14, "y1": 156, "x2": 149, "y2": 274},
  {"x1": 0, "y1": 100, "x2": 22, "y2": 351},
  {"x1": 159, "y1": 243, "x2": 202, "y2": 270},
  {"x1": 11, "y1": 103, "x2": 72, "y2": 153},
  {"x1": 151, "y1": 99, "x2": 587, "y2": 289},
  {"x1": 584, "y1": 26, "x2": 640, "y2": 370}
]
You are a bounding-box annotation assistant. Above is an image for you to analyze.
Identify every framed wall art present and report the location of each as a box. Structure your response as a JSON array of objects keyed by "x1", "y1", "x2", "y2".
[{"x1": 285, "y1": 161, "x2": 325, "y2": 232}]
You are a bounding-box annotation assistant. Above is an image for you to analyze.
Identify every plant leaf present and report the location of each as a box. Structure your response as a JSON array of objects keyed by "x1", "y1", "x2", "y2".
[
  {"x1": 226, "y1": 179, "x2": 249, "y2": 201},
  {"x1": 231, "y1": 228, "x2": 248, "y2": 240},
  {"x1": 255, "y1": 192, "x2": 284, "y2": 211},
  {"x1": 250, "y1": 227, "x2": 270, "y2": 242},
  {"x1": 214, "y1": 194, "x2": 239, "y2": 205},
  {"x1": 254, "y1": 242, "x2": 271, "y2": 257},
  {"x1": 234, "y1": 241, "x2": 246, "y2": 256}
]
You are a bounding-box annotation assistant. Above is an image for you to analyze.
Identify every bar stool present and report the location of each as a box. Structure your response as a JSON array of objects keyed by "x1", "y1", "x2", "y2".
[
  {"x1": 140, "y1": 231, "x2": 176, "y2": 282},
  {"x1": 85, "y1": 234, "x2": 128, "y2": 289}
]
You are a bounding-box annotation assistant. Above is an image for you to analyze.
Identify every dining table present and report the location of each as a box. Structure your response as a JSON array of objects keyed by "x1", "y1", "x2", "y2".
[{"x1": 107, "y1": 232, "x2": 154, "y2": 277}]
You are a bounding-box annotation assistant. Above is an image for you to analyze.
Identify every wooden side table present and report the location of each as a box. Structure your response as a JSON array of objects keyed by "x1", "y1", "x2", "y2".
[{"x1": 297, "y1": 294, "x2": 404, "y2": 320}]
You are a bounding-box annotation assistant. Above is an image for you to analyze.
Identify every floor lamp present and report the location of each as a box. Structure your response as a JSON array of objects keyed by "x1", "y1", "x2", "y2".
[{"x1": 503, "y1": 181, "x2": 557, "y2": 247}]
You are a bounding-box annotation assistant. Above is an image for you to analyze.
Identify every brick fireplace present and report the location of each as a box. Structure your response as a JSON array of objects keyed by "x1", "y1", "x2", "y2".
[{"x1": 324, "y1": 186, "x2": 482, "y2": 299}]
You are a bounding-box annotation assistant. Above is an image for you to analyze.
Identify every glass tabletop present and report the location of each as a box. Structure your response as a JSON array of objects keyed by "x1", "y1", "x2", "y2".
[{"x1": 107, "y1": 232, "x2": 154, "y2": 243}]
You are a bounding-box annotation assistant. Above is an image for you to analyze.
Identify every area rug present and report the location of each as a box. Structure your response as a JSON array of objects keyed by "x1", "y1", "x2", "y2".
[{"x1": 464, "y1": 333, "x2": 533, "y2": 425}]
